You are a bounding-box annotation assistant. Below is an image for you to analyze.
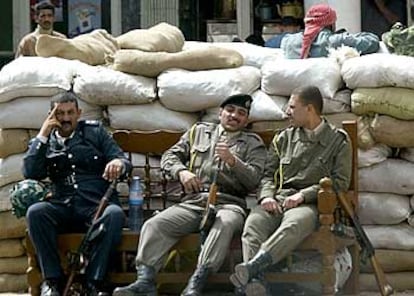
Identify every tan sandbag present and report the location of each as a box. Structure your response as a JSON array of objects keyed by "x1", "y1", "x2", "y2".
[
  {"x1": 108, "y1": 47, "x2": 243, "y2": 77},
  {"x1": 351, "y1": 87, "x2": 414, "y2": 120},
  {"x1": 361, "y1": 249, "x2": 414, "y2": 273},
  {"x1": 360, "y1": 272, "x2": 414, "y2": 291},
  {"x1": 0, "y1": 129, "x2": 38, "y2": 159},
  {"x1": 357, "y1": 115, "x2": 375, "y2": 150},
  {"x1": 36, "y1": 29, "x2": 119, "y2": 65},
  {"x1": 370, "y1": 115, "x2": 414, "y2": 148},
  {"x1": 0, "y1": 256, "x2": 27, "y2": 274},
  {"x1": 0, "y1": 211, "x2": 26, "y2": 239},
  {"x1": 0, "y1": 239, "x2": 25, "y2": 258},
  {"x1": 0, "y1": 153, "x2": 24, "y2": 187},
  {"x1": 0, "y1": 273, "x2": 27, "y2": 292},
  {"x1": 0, "y1": 183, "x2": 14, "y2": 212},
  {"x1": 359, "y1": 159, "x2": 414, "y2": 195},
  {"x1": 116, "y1": 22, "x2": 184, "y2": 53},
  {"x1": 358, "y1": 144, "x2": 392, "y2": 168},
  {"x1": 400, "y1": 148, "x2": 414, "y2": 163},
  {"x1": 364, "y1": 223, "x2": 414, "y2": 250}
]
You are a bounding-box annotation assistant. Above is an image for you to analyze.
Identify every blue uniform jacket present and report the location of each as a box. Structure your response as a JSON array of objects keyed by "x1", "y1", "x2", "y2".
[{"x1": 23, "y1": 120, "x2": 131, "y2": 205}]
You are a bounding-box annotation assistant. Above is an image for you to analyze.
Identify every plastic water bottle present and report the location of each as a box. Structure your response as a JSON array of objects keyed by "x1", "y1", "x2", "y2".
[{"x1": 128, "y1": 176, "x2": 144, "y2": 232}]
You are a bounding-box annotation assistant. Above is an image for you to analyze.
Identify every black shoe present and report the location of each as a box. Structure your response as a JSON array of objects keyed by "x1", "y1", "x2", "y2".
[
  {"x1": 41, "y1": 280, "x2": 61, "y2": 296},
  {"x1": 181, "y1": 265, "x2": 210, "y2": 296},
  {"x1": 85, "y1": 281, "x2": 110, "y2": 296},
  {"x1": 112, "y1": 264, "x2": 156, "y2": 296}
]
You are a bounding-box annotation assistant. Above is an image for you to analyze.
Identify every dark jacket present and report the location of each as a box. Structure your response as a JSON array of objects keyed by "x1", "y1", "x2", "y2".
[{"x1": 23, "y1": 120, "x2": 131, "y2": 205}]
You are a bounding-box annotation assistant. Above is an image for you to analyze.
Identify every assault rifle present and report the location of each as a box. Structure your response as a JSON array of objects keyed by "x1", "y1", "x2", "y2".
[
  {"x1": 199, "y1": 160, "x2": 221, "y2": 238},
  {"x1": 62, "y1": 180, "x2": 117, "y2": 296},
  {"x1": 337, "y1": 192, "x2": 394, "y2": 296}
]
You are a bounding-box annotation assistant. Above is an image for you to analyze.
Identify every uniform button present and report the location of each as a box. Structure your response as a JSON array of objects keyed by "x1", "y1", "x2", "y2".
[
  {"x1": 68, "y1": 154, "x2": 73, "y2": 159},
  {"x1": 74, "y1": 184, "x2": 78, "y2": 189},
  {"x1": 71, "y1": 165, "x2": 76, "y2": 169},
  {"x1": 72, "y1": 171, "x2": 76, "y2": 175},
  {"x1": 94, "y1": 155, "x2": 98, "y2": 159},
  {"x1": 53, "y1": 163, "x2": 57, "y2": 167}
]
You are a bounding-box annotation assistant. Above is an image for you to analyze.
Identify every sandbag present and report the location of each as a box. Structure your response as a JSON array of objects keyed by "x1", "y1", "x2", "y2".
[
  {"x1": 0, "y1": 274, "x2": 27, "y2": 292},
  {"x1": 183, "y1": 41, "x2": 283, "y2": 68},
  {"x1": 357, "y1": 116, "x2": 375, "y2": 150},
  {"x1": 0, "y1": 97, "x2": 102, "y2": 129},
  {"x1": 360, "y1": 272, "x2": 414, "y2": 291},
  {"x1": 0, "y1": 211, "x2": 27, "y2": 239},
  {"x1": 0, "y1": 183, "x2": 14, "y2": 212},
  {"x1": 107, "y1": 102, "x2": 198, "y2": 131},
  {"x1": 400, "y1": 148, "x2": 414, "y2": 162},
  {"x1": 108, "y1": 47, "x2": 243, "y2": 77},
  {"x1": 351, "y1": 87, "x2": 414, "y2": 120},
  {"x1": 73, "y1": 65, "x2": 156, "y2": 105},
  {"x1": 201, "y1": 90, "x2": 287, "y2": 123},
  {"x1": 0, "y1": 57, "x2": 83, "y2": 103},
  {"x1": 116, "y1": 22, "x2": 184, "y2": 53},
  {"x1": 358, "y1": 144, "x2": 392, "y2": 168},
  {"x1": 322, "y1": 88, "x2": 351, "y2": 114},
  {"x1": 0, "y1": 153, "x2": 24, "y2": 187},
  {"x1": 0, "y1": 129, "x2": 37, "y2": 159},
  {"x1": 261, "y1": 57, "x2": 343, "y2": 99},
  {"x1": 0, "y1": 256, "x2": 27, "y2": 274},
  {"x1": 359, "y1": 192, "x2": 411, "y2": 225},
  {"x1": 359, "y1": 158, "x2": 414, "y2": 195},
  {"x1": 370, "y1": 115, "x2": 414, "y2": 148},
  {"x1": 341, "y1": 53, "x2": 414, "y2": 89},
  {"x1": 360, "y1": 249, "x2": 414, "y2": 273},
  {"x1": 36, "y1": 29, "x2": 119, "y2": 65},
  {"x1": 0, "y1": 239, "x2": 25, "y2": 258},
  {"x1": 364, "y1": 223, "x2": 414, "y2": 250},
  {"x1": 158, "y1": 66, "x2": 261, "y2": 112}
]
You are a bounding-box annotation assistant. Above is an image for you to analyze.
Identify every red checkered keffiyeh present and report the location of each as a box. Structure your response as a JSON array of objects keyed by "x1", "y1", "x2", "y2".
[{"x1": 300, "y1": 4, "x2": 337, "y2": 59}]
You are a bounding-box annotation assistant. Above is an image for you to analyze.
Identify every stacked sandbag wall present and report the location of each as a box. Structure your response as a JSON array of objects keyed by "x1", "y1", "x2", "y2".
[{"x1": 341, "y1": 53, "x2": 414, "y2": 291}]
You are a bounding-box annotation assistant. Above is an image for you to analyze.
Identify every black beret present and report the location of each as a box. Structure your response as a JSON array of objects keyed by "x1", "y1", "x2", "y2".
[{"x1": 219, "y1": 94, "x2": 252, "y2": 111}]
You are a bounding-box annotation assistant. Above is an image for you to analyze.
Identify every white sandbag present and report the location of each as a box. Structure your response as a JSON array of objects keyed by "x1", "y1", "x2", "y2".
[
  {"x1": 322, "y1": 88, "x2": 351, "y2": 114},
  {"x1": 400, "y1": 148, "x2": 414, "y2": 163},
  {"x1": 357, "y1": 115, "x2": 375, "y2": 150},
  {"x1": 0, "y1": 57, "x2": 84, "y2": 103},
  {"x1": 358, "y1": 144, "x2": 392, "y2": 168},
  {"x1": 0, "y1": 153, "x2": 24, "y2": 187},
  {"x1": 364, "y1": 223, "x2": 414, "y2": 250},
  {"x1": 183, "y1": 41, "x2": 284, "y2": 68},
  {"x1": 261, "y1": 57, "x2": 343, "y2": 99},
  {"x1": 359, "y1": 158, "x2": 414, "y2": 195},
  {"x1": 0, "y1": 97, "x2": 102, "y2": 129},
  {"x1": 342, "y1": 53, "x2": 414, "y2": 89},
  {"x1": 107, "y1": 102, "x2": 198, "y2": 131},
  {"x1": 0, "y1": 129, "x2": 37, "y2": 159},
  {"x1": 0, "y1": 239, "x2": 25, "y2": 258},
  {"x1": 0, "y1": 274, "x2": 27, "y2": 292},
  {"x1": 108, "y1": 47, "x2": 243, "y2": 77},
  {"x1": 359, "y1": 192, "x2": 411, "y2": 225},
  {"x1": 351, "y1": 87, "x2": 414, "y2": 120},
  {"x1": 158, "y1": 66, "x2": 261, "y2": 112},
  {"x1": 116, "y1": 22, "x2": 185, "y2": 53},
  {"x1": 36, "y1": 29, "x2": 119, "y2": 65},
  {"x1": 0, "y1": 211, "x2": 27, "y2": 239},
  {"x1": 73, "y1": 65, "x2": 156, "y2": 105},
  {"x1": 0, "y1": 183, "x2": 14, "y2": 212},
  {"x1": 360, "y1": 249, "x2": 414, "y2": 273},
  {"x1": 201, "y1": 90, "x2": 287, "y2": 124},
  {"x1": 370, "y1": 115, "x2": 414, "y2": 148}
]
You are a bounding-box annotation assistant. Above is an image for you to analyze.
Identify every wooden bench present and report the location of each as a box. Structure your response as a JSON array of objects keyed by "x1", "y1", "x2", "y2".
[{"x1": 26, "y1": 121, "x2": 359, "y2": 295}]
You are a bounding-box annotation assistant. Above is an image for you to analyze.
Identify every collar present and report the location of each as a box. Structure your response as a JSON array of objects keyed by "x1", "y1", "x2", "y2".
[
  {"x1": 293, "y1": 118, "x2": 333, "y2": 146},
  {"x1": 218, "y1": 124, "x2": 241, "y2": 140},
  {"x1": 34, "y1": 25, "x2": 53, "y2": 36}
]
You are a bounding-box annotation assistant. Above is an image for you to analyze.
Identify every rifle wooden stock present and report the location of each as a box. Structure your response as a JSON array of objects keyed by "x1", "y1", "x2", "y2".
[
  {"x1": 199, "y1": 160, "x2": 220, "y2": 233},
  {"x1": 337, "y1": 192, "x2": 393, "y2": 296},
  {"x1": 62, "y1": 180, "x2": 117, "y2": 296}
]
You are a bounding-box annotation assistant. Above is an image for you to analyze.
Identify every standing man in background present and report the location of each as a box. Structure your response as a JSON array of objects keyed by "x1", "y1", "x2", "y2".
[{"x1": 15, "y1": 2, "x2": 66, "y2": 58}]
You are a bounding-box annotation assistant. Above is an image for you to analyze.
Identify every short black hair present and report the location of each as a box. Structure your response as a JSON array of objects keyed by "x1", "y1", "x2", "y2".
[
  {"x1": 36, "y1": 2, "x2": 55, "y2": 15},
  {"x1": 292, "y1": 86, "x2": 323, "y2": 115},
  {"x1": 50, "y1": 91, "x2": 79, "y2": 109}
]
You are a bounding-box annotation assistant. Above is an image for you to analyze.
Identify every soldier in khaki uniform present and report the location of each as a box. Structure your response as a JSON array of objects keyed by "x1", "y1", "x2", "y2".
[
  {"x1": 15, "y1": 2, "x2": 66, "y2": 58},
  {"x1": 113, "y1": 94, "x2": 267, "y2": 296},
  {"x1": 230, "y1": 86, "x2": 352, "y2": 296}
]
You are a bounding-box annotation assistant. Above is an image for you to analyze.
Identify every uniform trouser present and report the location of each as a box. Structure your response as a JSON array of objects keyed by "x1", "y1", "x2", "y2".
[
  {"x1": 136, "y1": 203, "x2": 244, "y2": 273},
  {"x1": 241, "y1": 204, "x2": 317, "y2": 263},
  {"x1": 26, "y1": 201, "x2": 125, "y2": 281}
]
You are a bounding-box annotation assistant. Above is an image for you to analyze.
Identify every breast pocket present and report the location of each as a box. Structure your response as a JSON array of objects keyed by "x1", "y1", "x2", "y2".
[{"x1": 190, "y1": 143, "x2": 211, "y2": 171}]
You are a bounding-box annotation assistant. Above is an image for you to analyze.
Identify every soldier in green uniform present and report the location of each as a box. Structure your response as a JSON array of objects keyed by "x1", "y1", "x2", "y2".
[
  {"x1": 230, "y1": 86, "x2": 352, "y2": 296},
  {"x1": 113, "y1": 94, "x2": 267, "y2": 296}
]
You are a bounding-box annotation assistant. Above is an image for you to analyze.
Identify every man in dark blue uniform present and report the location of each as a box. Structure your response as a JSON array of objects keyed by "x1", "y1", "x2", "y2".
[{"x1": 23, "y1": 91, "x2": 132, "y2": 296}]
